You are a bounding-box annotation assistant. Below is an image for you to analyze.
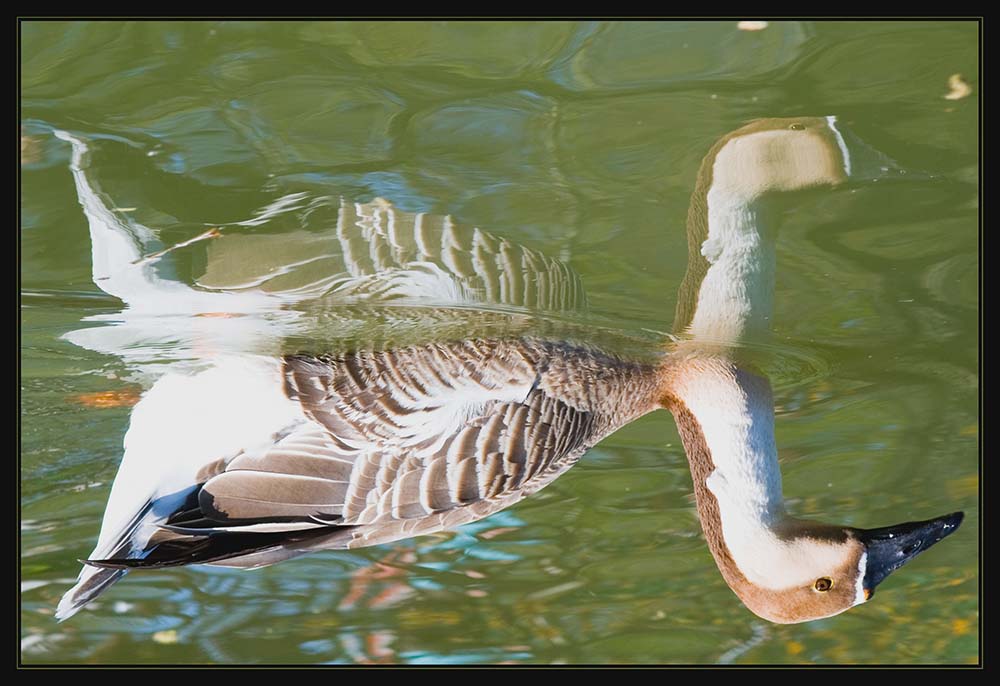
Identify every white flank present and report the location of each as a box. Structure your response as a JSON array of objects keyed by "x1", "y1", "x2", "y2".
[
  {"x1": 58, "y1": 356, "x2": 307, "y2": 619},
  {"x1": 91, "y1": 356, "x2": 306, "y2": 556},
  {"x1": 393, "y1": 379, "x2": 534, "y2": 456}
]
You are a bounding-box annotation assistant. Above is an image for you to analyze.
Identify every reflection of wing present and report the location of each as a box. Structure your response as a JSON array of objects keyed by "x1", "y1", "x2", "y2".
[
  {"x1": 199, "y1": 198, "x2": 588, "y2": 312},
  {"x1": 70, "y1": 339, "x2": 661, "y2": 579}
]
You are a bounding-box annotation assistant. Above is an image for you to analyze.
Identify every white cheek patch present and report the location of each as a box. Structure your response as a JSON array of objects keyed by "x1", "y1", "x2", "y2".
[
  {"x1": 825, "y1": 115, "x2": 852, "y2": 177},
  {"x1": 854, "y1": 552, "x2": 868, "y2": 605},
  {"x1": 729, "y1": 535, "x2": 856, "y2": 591}
]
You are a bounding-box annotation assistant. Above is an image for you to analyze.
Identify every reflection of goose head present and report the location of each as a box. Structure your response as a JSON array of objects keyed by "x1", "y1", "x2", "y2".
[{"x1": 703, "y1": 116, "x2": 853, "y2": 201}]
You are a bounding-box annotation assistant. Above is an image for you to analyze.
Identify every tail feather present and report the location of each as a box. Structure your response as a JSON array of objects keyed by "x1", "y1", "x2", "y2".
[
  {"x1": 55, "y1": 566, "x2": 129, "y2": 622},
  {"x1": 83, "y1": 525, "x2": 350, "y2": 570},
  {"x1": 52, "y1": 356, "x2": 317, "y2": 620},
  {"x1": 55, "y1": 526, "x2": 339, "y2": 619},
  {"x1": 55, "y1": 499, "x2": 158, "y2": 621}
]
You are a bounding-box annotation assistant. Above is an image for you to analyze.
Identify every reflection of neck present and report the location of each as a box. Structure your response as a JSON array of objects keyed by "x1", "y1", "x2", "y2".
[{"x1": 687, "y1": 191, "x2": 775, "y2": 344}]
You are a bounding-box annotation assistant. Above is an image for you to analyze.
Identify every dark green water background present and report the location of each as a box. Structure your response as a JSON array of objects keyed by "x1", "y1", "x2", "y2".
[{"x1": 21, "y1": 20, "x2": 978, "y2": 664}]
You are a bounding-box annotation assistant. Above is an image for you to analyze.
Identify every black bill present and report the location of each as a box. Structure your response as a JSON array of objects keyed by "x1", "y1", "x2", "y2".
[{"x1": 856, "y1": 511, "x2": 964, "y2": 596}]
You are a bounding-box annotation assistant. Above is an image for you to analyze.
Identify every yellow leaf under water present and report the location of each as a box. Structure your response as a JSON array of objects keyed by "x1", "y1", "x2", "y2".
[
  {"x1": 72, "y1": 390, "x2": 142, "y2": 409},
  {"x1": 951, "y1": 619, "x2": 972, "y2": 636},
  {"x1": 152, "y1": 630, "x2": 178, "y2": 645},
  {"x1": 21, "y1": 131, "x2": 40, "y2": 165},
  {"x1": 959, "y1": 423, "x2": 978, "y2": 437},
  {"x1": 944, "y1": 74, "x2": 972, "y2": 100}
]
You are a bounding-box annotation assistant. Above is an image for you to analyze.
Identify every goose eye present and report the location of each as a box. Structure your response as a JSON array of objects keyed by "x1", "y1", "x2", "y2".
[
  {"x1": 814, "y1": 577, "x2": 833, "y2": 592},
  {"x1": 789, "y1": 123, "x2": 806, "y2": 131}
]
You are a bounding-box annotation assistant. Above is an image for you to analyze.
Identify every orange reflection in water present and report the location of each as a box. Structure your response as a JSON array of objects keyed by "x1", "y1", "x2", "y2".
[{"x1": 71, "y1": 389, "x2": 142, "y2": 409}]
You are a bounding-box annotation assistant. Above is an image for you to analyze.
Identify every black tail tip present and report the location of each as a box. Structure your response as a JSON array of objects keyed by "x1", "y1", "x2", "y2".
[{"x1": 79, "y1": 558, "x2": 130, "y2": 570}]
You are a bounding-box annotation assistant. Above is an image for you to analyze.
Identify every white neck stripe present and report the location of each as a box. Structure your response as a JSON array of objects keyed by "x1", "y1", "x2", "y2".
[
  {"x1": 854, "y1": 552, "x2": 868, "y2": 605},
  {"x1": 825, "y1": 116, "x2": 852, "y2": 177}
]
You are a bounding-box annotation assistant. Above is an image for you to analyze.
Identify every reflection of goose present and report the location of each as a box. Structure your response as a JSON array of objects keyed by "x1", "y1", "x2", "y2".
[
  {"x1": 56, "y1": 117, "x2": 962, "y2": 625},
  {"x1": 55, "y1": 128, "x2": 586, "y2": 376}
]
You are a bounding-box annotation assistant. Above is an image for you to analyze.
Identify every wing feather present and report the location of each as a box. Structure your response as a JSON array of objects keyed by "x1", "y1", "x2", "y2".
[{"x1": 200, "y1": 472, "x2": 348, "y2": 520}]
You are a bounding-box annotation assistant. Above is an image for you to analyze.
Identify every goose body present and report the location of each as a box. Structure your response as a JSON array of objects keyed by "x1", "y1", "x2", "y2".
[
  {"x1": 58, "y1": 339, "x2": 664, "y2": 619},
  {"x1": 105, "y1": 341, "x2": 659, "y2": 558},
  {"x1": 55, "y1": 117, "x2": 963, "y2": 624}
]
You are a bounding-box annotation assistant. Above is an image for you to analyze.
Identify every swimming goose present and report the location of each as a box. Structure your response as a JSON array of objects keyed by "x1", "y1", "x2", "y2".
[{"x1": 54, "y1": 117, "x2": 963, "y2": 624}]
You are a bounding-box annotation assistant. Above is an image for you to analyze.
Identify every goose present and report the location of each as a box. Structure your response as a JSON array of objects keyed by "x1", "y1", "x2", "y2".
[{"x1": 54, "y1": 117, "x2": 963, "y2": 624}]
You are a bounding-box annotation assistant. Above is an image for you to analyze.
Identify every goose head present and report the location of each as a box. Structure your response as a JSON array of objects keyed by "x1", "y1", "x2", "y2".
[{"x1": 719, "y1": 512, "x2": 964, "y2": 624}]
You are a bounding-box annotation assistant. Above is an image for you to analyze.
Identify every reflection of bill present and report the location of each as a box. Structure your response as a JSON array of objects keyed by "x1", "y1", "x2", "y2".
[{"x1": 55, "y1": 118, "x2": 962, "y2": 627}]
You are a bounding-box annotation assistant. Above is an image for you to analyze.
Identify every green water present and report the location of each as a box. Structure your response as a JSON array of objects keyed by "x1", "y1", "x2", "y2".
[{"x1": 20, "y1": 20, "x2": 978, "y2": 664}]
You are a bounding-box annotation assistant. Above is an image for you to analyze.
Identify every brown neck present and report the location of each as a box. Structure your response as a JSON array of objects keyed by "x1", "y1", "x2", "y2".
[
  {"x1": 658, "y1": 357, "x2": 784, "y2": 606},
  {"x1": 659, "y1": 367, "x2": 861, "y2": 625},
  {"x1": 661, "y1": 385, "x2": 752, "y2": 596}
]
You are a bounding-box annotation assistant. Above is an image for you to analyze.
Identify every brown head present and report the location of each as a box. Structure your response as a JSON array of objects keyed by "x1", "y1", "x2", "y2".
[{"x1": 713, "y1": 513, "x2": 965, "y2": 624}]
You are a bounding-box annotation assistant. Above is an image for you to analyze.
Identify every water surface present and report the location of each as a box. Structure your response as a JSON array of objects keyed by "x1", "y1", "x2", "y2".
[{"x1": 21, "y1": 20, "x2": 978, "y2": 664}]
